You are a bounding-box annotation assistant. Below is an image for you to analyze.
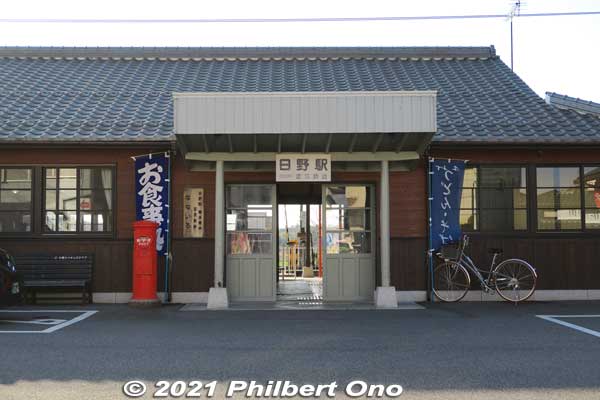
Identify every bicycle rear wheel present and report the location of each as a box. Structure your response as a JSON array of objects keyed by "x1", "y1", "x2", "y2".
[
  {"x1": 433, "y1": 261, "x2": 470, "y2": 302},
  {"x1": 493, "y1": 259, "x2": 537, "y2": 303}
]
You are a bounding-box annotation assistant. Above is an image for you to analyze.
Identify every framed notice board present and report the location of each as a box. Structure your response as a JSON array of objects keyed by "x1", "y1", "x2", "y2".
[{"x1": 183, "y1": 188, "x2": 204, "y2": 238}]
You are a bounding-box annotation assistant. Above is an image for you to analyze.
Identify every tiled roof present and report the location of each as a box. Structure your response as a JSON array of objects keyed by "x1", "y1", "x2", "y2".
[
  {"x1": 0, "y1": 46, "x2": 599, "y2": 144},
  {"x1": 545, "y1": 92, "x2": 600, "y2": 118}
]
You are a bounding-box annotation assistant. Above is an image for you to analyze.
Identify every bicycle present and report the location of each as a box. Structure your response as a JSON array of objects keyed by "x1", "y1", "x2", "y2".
[{"x1": 432, "y1": 235, "x2": 537, "y2": 303}]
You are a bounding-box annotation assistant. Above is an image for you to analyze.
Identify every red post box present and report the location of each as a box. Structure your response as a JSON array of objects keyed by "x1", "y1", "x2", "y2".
[{"x1": 130, "y1": 220, "x2": 160, "y2": 305}]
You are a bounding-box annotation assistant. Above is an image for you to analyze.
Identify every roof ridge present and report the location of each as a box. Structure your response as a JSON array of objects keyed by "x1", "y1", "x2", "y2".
[
  {"x1": 0, "y1": 46, "x2": 496, "y2": 60},
  {"x1": 545, "y1": 92, "x2": 600, "y2": 117}
]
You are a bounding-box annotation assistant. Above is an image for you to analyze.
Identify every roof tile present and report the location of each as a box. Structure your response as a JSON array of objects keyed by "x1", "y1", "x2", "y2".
[{"x1": 0, "y1": 47, "x2": 598, "y2": 143}]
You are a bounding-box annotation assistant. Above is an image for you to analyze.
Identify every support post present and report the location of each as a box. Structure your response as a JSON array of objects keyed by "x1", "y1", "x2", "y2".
[
  {"x1": 318, "y1": 205, "x2": 322, "y2": 278},
  {"x1": 305, "y1": 203, "x2": 311, "y2": 276},
  {"x1": 207, "y1": 159, "x2": 228, "y2": 309},
  {"x1": 380, "y1": 160, "x2": 391, "y2": 287},
  {"x1": 375, "y1": 159, "x2": 397, "y2": 308}
]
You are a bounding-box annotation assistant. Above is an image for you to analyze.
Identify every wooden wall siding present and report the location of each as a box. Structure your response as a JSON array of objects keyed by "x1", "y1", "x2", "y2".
[
  {"x1": 0, "y1": 238, "x2": 214, "y2": 293},
  {"x1": 3, "y1": 146, "x2": 599, "y2": 294},
  {"x1": 172, "y1": 156, "x2": 215, "y2": 239},
  {"x1": 390, "y1": 238, "x2": 427, "y2": 290},
  {"x1": 392, "y1": 235, "x2": 600, "y2": 291},
  {"x1": 0, "y1": 239, "x2": 133, "y2": 292},
  {"x1": 3, "y1": 235, "x2": 595, "y2": 292},
  {"x1": 463, "y1": 236, "x2": 600, "y2": 290},
  {"x1": 390, "y1": 166, "x2": 426, "y2": 238},
  {"x1": 170, "y1": 239, "x2": 214, "y2": 292}
]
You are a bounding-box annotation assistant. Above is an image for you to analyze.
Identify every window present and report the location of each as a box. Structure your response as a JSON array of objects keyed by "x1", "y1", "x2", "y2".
[
  {"x1": 0, "y1": 168, "x2": 32, "y2": 232},
  {"x1": 325, "y1": 185, "x2": 372, "y2": 254},
  {"x1": 536, "y1": 166, "x2": 600, "y2": 231},
  {"x1": 536, "y1": 167, "x2": 580, "y2": 230},
  {"x1": 583, "y1": 167, "x2": 600, "y2": 229},
  {"x1": 226, "y1": 185, "x2": 273, "y2": 255},
  {"x1": 460, "y1": 166, "x2": 528, "y2": 232},
  {"x1": 44, "y1": 167, "x2": 113, "y2": 233},
  {"x1": 459, "y1": 167, "x2": 478, "y2": 230}
]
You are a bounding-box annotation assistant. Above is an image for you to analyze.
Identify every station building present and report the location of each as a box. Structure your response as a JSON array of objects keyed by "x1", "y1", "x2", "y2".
[{"x1": 1, "y1": 46, "x2": 599, "y2": 304}]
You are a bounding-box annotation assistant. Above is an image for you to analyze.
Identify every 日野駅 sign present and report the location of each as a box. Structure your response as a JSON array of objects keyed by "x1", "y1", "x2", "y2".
[{"x1": 276, "y1": 154, "x2": 331, "y2": 182}]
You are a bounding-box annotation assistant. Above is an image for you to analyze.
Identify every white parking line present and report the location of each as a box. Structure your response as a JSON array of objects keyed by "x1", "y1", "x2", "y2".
[
  {"x1": 536, "y1": 315, "x2": 600, "y2": 338},
  {"x1": 0, "y1": 310, "x2": 98, "y2": 333},
  {"x1": 0, "y1": 318, "x2": 67, "y2": 325}
]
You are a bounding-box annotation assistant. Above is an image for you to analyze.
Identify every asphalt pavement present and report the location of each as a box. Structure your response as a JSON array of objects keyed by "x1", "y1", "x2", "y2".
[{"x1": 1, "y1": 301, "x2": 599, "y2": 399}]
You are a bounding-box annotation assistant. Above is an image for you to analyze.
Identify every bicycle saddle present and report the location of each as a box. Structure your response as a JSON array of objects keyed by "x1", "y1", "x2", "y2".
[{"x1": 488, "y1": 247, "x2": 503, "y2": 254}]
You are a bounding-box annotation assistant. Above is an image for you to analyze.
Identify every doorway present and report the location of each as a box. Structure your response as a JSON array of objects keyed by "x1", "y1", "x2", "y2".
[
  {"x1": 322, "y1": 185, "x2": 376, "y2": 301},
  {"x1": 276, "y1": 183, "x2": 376, "y2": 302},
  {"x1": 225, "y1": 182, "x2": 375, "y2": 303},
  {"x1": 225, "y1": 184, "x2": 277, "y2": 301},
  {"x1": 276, "y1": 183, "x2": 323, "y2": 302},
  {"x1": 277, "y1": 203, "x2": 323, "y2": 301}
]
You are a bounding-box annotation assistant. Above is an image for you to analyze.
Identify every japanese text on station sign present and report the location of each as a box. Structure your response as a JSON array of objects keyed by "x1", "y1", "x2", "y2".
[{"x1": 276, "y1": 154, "x2": 331, "y2": 182}]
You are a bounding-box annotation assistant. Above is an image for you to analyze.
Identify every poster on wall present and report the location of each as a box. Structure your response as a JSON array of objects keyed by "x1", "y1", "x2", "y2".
[
  {"x1": 135, "y1": 152, "x2": 170, "y2": 255},
  {"x1": 183, "y1": 188, "x2": 204, "y2": 238},
  {"x1": 429, "y1": 158, "x2": 466, "y2": 251}
]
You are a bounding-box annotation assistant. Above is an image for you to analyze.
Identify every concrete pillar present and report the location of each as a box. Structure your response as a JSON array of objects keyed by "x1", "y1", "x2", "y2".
[
  {"x1": 375, "y1": 159, "x2": 397, "y2": 308},
  {"x1": 207, "y1": 159, "x2": 228, "y2": 309},
  {"x1": 380, "y1": 160, "x2": 391, "y2": 287},
  {"x1": 214, "y1": 159, "x2": 224, "y2": 287}
]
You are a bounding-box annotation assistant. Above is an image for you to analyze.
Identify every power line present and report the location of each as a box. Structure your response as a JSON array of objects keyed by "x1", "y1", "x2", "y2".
[{"x1": 0, "y1": 11, "x2": 599, "y2": 24}]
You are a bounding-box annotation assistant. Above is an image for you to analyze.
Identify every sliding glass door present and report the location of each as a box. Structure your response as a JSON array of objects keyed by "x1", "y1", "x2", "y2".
[{"x1": 225, "y1": 184, "x2": 276, "y2": 301}]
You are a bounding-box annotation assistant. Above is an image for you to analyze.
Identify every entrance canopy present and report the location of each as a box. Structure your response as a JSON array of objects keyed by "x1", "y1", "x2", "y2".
[
  {"x1": 174, "y1": 91, "x2": 436, "y2": 170},
  {"x1": 174, "y1": 90, "x2": 437, "y2": 307}
]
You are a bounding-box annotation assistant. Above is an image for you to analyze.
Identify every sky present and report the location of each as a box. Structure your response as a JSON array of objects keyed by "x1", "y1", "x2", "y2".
[{"x1": 0, "y1": 0, "x2": 598, "y2": 102}]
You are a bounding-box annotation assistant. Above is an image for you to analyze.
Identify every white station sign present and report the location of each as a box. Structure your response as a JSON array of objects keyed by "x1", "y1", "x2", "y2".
[{"x1": 276, "y1": 154, "x2": 331, "y2": 182}]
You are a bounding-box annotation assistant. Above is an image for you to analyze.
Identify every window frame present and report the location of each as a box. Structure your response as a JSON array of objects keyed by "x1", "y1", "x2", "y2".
[
  {"x1": 225, "y1": 183, "x2": 275, "y2": 256},
  {"x1": 533, "y1": 164, "x2": 600, "y2": 233},
  {"x1": 324, "y1": 184, "x2": 374, "y2": 255},
  {"x1": 0, "y1": 166, "x2": 34, "y2": 234},
  {"x1": 459, "y1": 163, "x2": 600, "y2": 236},
  {"x1": 459, "y1": 164, "x2": 529, "y2": 234},
  {"x1": 582, "y1": 165, "x2": 600, "y2": 231},
  {"x1": 0, "y1": 165, "x2": 116, "y2": 238},
  {"x1": 42, "y1": 166, "x2": 116, "y2": 235}
]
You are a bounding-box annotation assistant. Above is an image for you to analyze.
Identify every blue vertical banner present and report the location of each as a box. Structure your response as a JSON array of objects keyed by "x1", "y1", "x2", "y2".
[
  {"x1": 135, "y1": 153, "x2": 170, "y2": 256},
  {"x1": 429, "y1": 158, "x2": 466, "y2": 251}
]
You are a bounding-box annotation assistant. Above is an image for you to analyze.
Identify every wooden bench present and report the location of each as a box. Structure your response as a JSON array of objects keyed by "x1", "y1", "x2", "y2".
[{"x1": 15, "y1": 254, "x2": 94, "y2": 304}]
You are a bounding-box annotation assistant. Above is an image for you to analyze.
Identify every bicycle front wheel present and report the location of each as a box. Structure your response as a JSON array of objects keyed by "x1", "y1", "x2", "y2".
[
  {"x1": 493, "y1": 259, "x2": 537, "y2": 303},
  {"x1": 433, "y1": 261, "x2": 470, "y2": 302}
]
